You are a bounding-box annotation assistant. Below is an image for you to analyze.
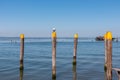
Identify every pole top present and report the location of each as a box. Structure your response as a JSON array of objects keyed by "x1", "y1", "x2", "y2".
[
  {"x1": 104, "y1": 31, "x2": 112, "y2": 40},
  {"x1": 20, "y1": 34, "x2": 24, "y2": 39},
  {"x1": 52, "y1": 32, "x2": 57, "y2": 38},
  {"x1": 74, "y1": 33, "x2": 78, "y2": 38}
]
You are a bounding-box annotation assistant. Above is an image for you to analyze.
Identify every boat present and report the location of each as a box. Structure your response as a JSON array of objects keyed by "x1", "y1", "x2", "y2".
[{"x1": 95, "y1": 36, "x2": 116, "y2": 41}]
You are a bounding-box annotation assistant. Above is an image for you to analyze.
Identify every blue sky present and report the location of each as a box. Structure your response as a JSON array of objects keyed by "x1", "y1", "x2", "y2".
[{"x1": 0, "y1": 0, "x2": 120, "y2": 37}]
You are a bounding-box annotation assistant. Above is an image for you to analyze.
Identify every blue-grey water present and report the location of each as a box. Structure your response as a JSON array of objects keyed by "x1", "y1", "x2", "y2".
[{"x1": 0, "y1": 37, "x2": 120, "y2": 80}]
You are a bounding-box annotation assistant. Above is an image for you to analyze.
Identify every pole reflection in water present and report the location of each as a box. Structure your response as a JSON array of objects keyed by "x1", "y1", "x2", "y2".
[
  {"x1": 73, "y1": 64, "x2": 77, "y2": 80},
  {"x1": 19, "y1": 68, "x2": 24, "y2": 80}
]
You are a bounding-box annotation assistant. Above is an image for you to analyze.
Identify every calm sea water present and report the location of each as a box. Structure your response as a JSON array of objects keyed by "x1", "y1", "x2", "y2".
[{"x1": 0, "y1": 37, "x2": 120, "y2": 80}]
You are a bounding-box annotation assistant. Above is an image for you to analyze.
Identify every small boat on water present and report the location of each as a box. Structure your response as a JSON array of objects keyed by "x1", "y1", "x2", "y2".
[{"x1": 95, "y1": 36, "x2": 118, "y2": 41}]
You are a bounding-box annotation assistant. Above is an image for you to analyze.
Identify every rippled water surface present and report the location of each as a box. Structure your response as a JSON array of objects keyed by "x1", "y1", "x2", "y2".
[{"x1": 0, "y1": 37, "x2": 120, "y2": 80}]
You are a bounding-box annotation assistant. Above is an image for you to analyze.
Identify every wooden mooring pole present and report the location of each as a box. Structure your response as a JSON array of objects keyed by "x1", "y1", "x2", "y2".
[
  {"x1": 52, "y1": 28, "x2": 57, "y2": 79},
  {"x1": 104, "y1": 31, "x2": 112, "y2": 80},
  {"x1": 20, "y1": 34, "x2": 24, "y2": 70},
  {"x1": 73, "y1": 33, "x2": 78, "y2": 65}
]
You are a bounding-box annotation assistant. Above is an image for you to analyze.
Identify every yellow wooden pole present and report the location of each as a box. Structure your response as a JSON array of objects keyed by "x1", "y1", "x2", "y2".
[
  {"x1": 20, "y1": 34, "x2": 24, "y2": 70},
  {"x1": 104, "y1": 31, "x2": 112, "y2": 80},
  {"x1": 73, "y1": 33, "x2": 78, "y2": 65},
  {"x1": 52, "y1": 30, "x2": 57, "y2": 79}
]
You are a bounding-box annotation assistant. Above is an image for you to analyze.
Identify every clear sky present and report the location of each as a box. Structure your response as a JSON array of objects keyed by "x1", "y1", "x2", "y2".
[{"x1": 0, "y1": 0, "x2": 120, "y2": 37}]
